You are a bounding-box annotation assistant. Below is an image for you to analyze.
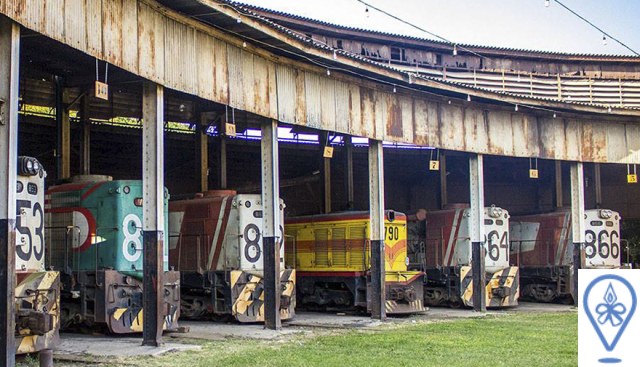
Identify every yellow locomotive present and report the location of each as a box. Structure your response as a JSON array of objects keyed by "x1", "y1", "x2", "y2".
[{"x1": 285, "y1": 211, "x2": 426, "y2": 314}]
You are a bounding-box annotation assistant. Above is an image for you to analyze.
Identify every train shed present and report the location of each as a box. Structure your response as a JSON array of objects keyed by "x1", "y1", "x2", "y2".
[{"x1": 1, "y1": 0, "x2": 640, "y2": 365}]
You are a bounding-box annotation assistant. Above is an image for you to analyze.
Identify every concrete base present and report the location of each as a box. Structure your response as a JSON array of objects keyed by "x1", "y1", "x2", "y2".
[{"x1": 54, "y1": 333, "x2": 200, "y2": 359}]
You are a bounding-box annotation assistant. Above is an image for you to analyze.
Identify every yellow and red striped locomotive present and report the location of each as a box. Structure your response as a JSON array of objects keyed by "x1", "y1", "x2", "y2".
[
  {"x1": 169, "y1": 190, "x2": 295, "y2": 322},
  {"x1": 285, "y1": 210, "x2": 426, "y2": 314}
]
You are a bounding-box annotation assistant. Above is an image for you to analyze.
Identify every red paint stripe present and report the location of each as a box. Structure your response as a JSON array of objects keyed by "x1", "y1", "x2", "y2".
[
  {"x1": 81, "y1": 181, "x2": 109, "y2": 201},
  {"x1": 46, "y1": 183, "x2": 89, "y2": 194},
  {"x1": 210, "y1": 198, "x2": 233, "y2": 270}
]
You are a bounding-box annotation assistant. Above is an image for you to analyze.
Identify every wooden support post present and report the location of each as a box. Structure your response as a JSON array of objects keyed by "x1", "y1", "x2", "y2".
[
  {"x1": 55, "y1": 77, "x2": 70, "y2": 179},
  {"x1": 319, "y1": 132, "x2": 331, "y2": 214},
  {"x1": 80, "y1": 96, "x2": 90, "y2": 175},
  {"x1": 261, "y1": 119, "x2": 281, "y2": 330},
  {"x1": 217, "y1": 120, "x2": 227, "y2": 190},
  {"x1": 0, "y1": 16, "x2": 19, "y2": 367},
  {"x1": 555, "y1": 161, "x2": 563, "y2": 208},
  {"x1": 368, "y1": 139, "x2": 386, "y2": 320},
  {"x1": 570, "y1": 162, "x2": 585, "y2": 307},
  {"x1": 594, "y1": 163, "x2": 602, "y2": 209},
  {"x1": 469, "y1": 154, "x2": 486, "y2": 312},
  {"x1": 142, "y1": 81, "x2": 165, "y2": 347},
  {"x1": 345, "y1": 136, "x2": 354, "y2": 206},
  {"x1": 196, "y1": 115, "x2": 209, "y2": 193},
  {"x1": 439, "y1": 154, "x2": 448, "y2": 209}
]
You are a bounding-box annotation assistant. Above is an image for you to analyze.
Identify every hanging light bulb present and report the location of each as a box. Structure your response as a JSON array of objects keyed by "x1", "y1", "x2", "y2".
[
  {"x1": 448, "y1": 100, "x2": 452, "y2": 104},
  {"x1": 553, "y1": 112, "x2": 557, "y2": 118},
  {"x1": 453, "y1": 44, "x2": 458, "y2": 56},
  {"x1": 467, "y1": 95, "x2": 471, "y2": 102},
  {"x1": 393, "y1": 86, "x2": 397, "y2": 93},
  {"x1": 408, "y1": 74, "x2": 413, "y2": 84},
  {"x1": 603, "y1": 35, "x2": 608, "y2": 46},
  {"x1": 515, "y1": 104, "x2": 519, "y2": 111},
  {"x1": 545, "y1": 0, "x2": 550, "y2": 7},
  {"x1": 333, "y1": 50, "x2": 337, "y2": 60},
  {"x1": 608, "y1": 106, "x2": 612, "y2": 113},
  {"x1": 237, "y1": 17, "x2": 242, "y2": 24},
  {"x1": 365, "y1": 6, "x2": 370, "y2": 18},
  {"x1": 242, "y1": 41, "x2": 247, "y2": 48},
  {"x1": 327, "y1": 69, "x2": 331, "y2": 76}
]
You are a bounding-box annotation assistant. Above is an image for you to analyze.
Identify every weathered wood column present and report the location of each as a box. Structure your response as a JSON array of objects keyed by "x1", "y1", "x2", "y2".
[
  {"x1": 319, "y1": 132, "x2": 331, "y2": 214},
  {"x1": 261, "y1": 119, "x2": 281, "y2": 330},
  {"x1": 594, "y1": 163, "x2": 602, "y2": 209},
  {"x1": 469, "y1": 154, "x2": 486, "y2": 312},
  {"x1": 439, "y1": 153, "x2": 448, "y2": 209},
  {"x1": 0, "y1": 15, "x2": 20, "y2": 367},
  {"x1": 142, "y1": 81, "x2": 165, "y2": 346},
  {"x1": 368, "y1": 139, "x2": 386, "y2": 320},
  {"x1": 196, "y1": 114, "x2": 209, "y2": 193},
  {"x1": 570, "y1": 162, "x2": 585, "y2": 307},
  {"x1": 80, "y1": 95, "x2": 91, "y2": 175},
  {"x1": 55, "y1": 76, "x2": 70, "y2": 179},
  {"x1": 555, "y1": 161, "x2": 563, "y2": 208}
]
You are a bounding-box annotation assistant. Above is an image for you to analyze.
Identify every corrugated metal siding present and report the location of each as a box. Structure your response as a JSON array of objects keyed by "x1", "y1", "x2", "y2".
[{"x1": 2, "y1": 0, "x2": 640, "y2": 164}]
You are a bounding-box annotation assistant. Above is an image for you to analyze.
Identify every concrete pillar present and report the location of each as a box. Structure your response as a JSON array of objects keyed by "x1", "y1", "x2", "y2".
[
  {"x1": 261, "y1": 119, "x2": 281, "y2": 330},
  {"x1": 368, "y1": 139, "x2": 385, "y2": 320},
  {"x1": 469, "y1": 154, "x2": 486, "y2": 312},
  {"x1": 55, "y1": 77, "x2": 70, "y2": 179},
  {"x1": 0, "y1": 16, "x2": 19, "y2": 367},
  {"x1": 570, "y1": 162, "x2": 585, "y2": 307},
  {"x1": 141, "y1": 81, "x2": 165, "y2": 346},
  {"x1": 594, "y1": 163, "x2": 602, "y2": 209},
  {"x1": 555, "y1": 161, "x2": 563, "y2": 208},
  {"x1": 439, "y1": 154, "x2": 448, "y2": 209},
  {"x1": 80, "y1": 96, "x2": 90, "y2": 175}
]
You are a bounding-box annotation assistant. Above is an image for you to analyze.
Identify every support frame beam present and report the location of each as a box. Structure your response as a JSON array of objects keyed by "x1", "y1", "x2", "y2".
[
  {"x1": 0, "y1": 16, "x2": 19, "y2": 367},
  {"x1": 368, "y1": 139, "x2": 386, "y2": 320},
  {"x1": 570, "y1": 162, "x2": 585, "y2": 307},
  {"x1": 469, "y1": 154, "x2": 486, "y2": 312},
  {"x1": 261, "y1": 119, "x2": 281, "y2": 330},
  {"x1": 142, "y1": 81, "x2": 165, "y2": 347}
]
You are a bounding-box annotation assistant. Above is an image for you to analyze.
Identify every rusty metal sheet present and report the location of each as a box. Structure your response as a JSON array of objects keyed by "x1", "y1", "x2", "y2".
[
  {"x1": 213, "y1": 38, "x2": 229, "y2": 105},
  {"x1": 439, "y1": 105, "x2": 464, "y2": 151},
  {"x1": 347, "y1": 83, "x2": 361, "y2": 136},
  {"x1": 624, "y1": 124, "x2": 640, "y2": 164},
  {"x1": 373, "y1": 90, "x2": 386, "y2": 140},
  {"x1": 294, "y1": 68, "x2": 306, "y2": 125},
  {"x1": 252, "y1": 55, "x2": 271, "y2": 118},
  {"x1": 583, "y1": 121, "x2": 608, "y2": 162},
  {"x1": 398, "y1": 95, "x2": 413, "y2": 141},
  {"x1": 164, "y1": 19, "x2": 197, "y2": 95},
  {"x1": 196, "y1": 31, "x2": 215, "y2": 101},
  {"x1": 121, "y1": 0, "x2": 138, "y2": 73},
  {"x1": 266, "y1": 59, "x2": 278, "y2": 120},
  {"x1": 385, "y1": 93, "x2": 403, "y2": 140},
  {"x1": 464, "y1": 108, "x2": 488, "y2": 154},
  {"x1": 359, "y1": 87, "x2": 375, "y2": 139},
  {"x1": 304, "y1": 71, "x2": 322, "y2": 129},
  {"x1": 412, "y1": 98, "x2": 430, "y2": 146},
  {"x1": 320, "y1": 75, "x2": 336, "y2": 132},
  {"x1": 275, "y1": 64, "x2": 297, "y2": 124},
  {"x1": 241, "y1": 49, "x2": 254, "y2": 112},
  {"x1": 226, "y1": 44, "x2": 245, "y2": 110},
  {"x1": 86, "y1": 0, "x2": 102, "y2": 57},
  {"x1": 334, "y1": 80, "x2": 349, "y2": 134},
  {"x1": 17, "y1": 0, "x2": 44, "y2": 37},
  {"x1": 44, "y1": 0, "x2": 64, "y2": 42},
  {"x1": 64, "y1": 0, "x2": 87, "y2": 52},
  {"x1": 137, "y1": 2, "x2": 164, "y2": 84},
  {"x1": 564, "y1": 119, "x2": 582, "y2": 161},
  {"x1": 103, "y1": 0, "x2": 123, "y2": 66},
  {"x1": 606, "y1": 123, "x2": 627, "y2": 163}
]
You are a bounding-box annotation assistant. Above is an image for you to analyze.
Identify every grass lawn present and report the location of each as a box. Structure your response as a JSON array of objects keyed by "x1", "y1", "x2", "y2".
[{"x1": 20, "y1": 312, "x2": 577, "y2": 367}]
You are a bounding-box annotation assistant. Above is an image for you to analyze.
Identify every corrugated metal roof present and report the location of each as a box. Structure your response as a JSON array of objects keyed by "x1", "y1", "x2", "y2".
[{"x1": 229, "y1": 0, "x2": 640, "y2": 61}]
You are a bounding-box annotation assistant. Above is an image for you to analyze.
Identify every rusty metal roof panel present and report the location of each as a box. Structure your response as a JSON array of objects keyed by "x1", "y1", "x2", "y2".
[
  {"x1": 275, "y1": 64, "x2": 297, "y2": 124},
  {"x1": 304, "y1": 71, "x2": 322, "y2": 129}
]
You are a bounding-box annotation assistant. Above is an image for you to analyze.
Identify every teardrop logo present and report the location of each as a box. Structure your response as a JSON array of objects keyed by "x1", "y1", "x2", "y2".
[{"x1": 583, "y1": 274, "x2": 637, "y2": 364}]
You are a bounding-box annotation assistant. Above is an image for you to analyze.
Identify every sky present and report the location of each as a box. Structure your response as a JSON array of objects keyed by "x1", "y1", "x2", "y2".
[{"x1": 237, "y1": 0, "x2": 640, "y2": 55}]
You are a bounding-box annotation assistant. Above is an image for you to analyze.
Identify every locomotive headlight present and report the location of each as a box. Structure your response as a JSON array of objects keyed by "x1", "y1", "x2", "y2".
[
  {"x1": 598, "y1": 210, "x2": 612, "y2": 219},
  {"x1": 26, "y1": 160, "x2": 34, "y2": 173},
  {"x1": 489, "y1": 206, "x2": 502, "y2": 218},
  {"x1": 33, "y1": 161, "x2": 39, "y2": 172}
]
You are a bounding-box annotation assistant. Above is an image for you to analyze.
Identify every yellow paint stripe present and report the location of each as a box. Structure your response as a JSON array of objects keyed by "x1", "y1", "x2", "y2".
[{"x1": 113, "y1": 308, "x2": 127, "y2": 321}]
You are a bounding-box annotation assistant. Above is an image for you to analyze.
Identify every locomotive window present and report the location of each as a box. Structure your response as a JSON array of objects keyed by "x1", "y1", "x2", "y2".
[
  {"x1": 606, "y1": 221, "x2": 614, "y2": 227},
  {"x1": 253, "y1": 210, "x2": 263, "y2": 218},
  {"x1": 590, "y1": 220, "x2": 603, "y2": 226},
  {"x1": 496, "y1": 220, "x2": 504, "y2": 226},
  {"x1": 484, "y1": 219, "x2": 493, "y2": 225},
  {"x1": 16, "y1": 181, "x2": 23, "y2": 193},
  {"x1": 27, "y1": 183, "x2": 38, "y2": 195}
]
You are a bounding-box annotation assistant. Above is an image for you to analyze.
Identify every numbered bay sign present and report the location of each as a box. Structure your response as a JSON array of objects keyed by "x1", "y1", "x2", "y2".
[
  {"x1": 628, "y1": 174, "x2": 638, "y2": 184},
  {"x1": 95, "y1": 81, "x2": 109, "y2": 101},
  {"x1": 529, "y1": 169, "x2": 539, "y2": 179},
  {"x1": 323, "y1": 146, "x2": 334, "y2": 158},
  {"x1": 429, "y1": 160, "x2": 440, "y2": 171},
  {"x1": 225, "y1": 123, "x2": 236, "y2": 137}
]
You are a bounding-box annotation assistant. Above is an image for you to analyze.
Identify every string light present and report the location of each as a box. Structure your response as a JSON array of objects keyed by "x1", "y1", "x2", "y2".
[
  {"x1": 453, "y1": 44, "x2": 458, "y2": 56},
  {"x1": 448, "y1": 100, "x2": 452, "y2": 104},
  {"x1": 236, "y1": 17, "x2": 241, "y2": 24},
  {"x1": 608, "y1": 106, "x2": 612, "y2": 113},
  {"x1": 602, "y1": 35, "x2": 607, "y2": 46},
  {"x1": 515, "y1": 104, "x2": 519, "y2": 111},
  {"x1": 333, "y1": 50, "x2": 337, "y2": 60},
  {"x1": 327, "y1": 69, "x2": 331, "y2": 76},
  {"x1": 242, "y1": 41, "x2": 247, "y2": 48},
  {"x1": 393, "y1": 86, "x2": 397, "y2": 93},
  {"x1": 553, "y1": 112, "x2": 557, "y2": 118},
  {"x1": 467, "y1": 95, "x2": 471, "y2": 102}
]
